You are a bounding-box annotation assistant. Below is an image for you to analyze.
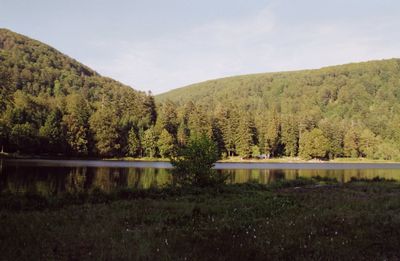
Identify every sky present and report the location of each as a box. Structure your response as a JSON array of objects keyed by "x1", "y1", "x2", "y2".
[{"x1": 1, "y1": 0, "x2": 400, "y2": 94}]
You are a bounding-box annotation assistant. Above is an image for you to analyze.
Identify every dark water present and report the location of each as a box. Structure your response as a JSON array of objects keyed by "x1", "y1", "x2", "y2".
[{"x1": 1, "y1": 159, "x2": 400, "y2": 196}]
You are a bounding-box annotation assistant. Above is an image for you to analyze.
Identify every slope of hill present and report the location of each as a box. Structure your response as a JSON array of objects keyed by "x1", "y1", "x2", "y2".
[
  {"x1": 156, "y1": 59, "x2": 400, "y2": 160},
  {"x1": 157, "y1": 59, "x2": 400, "y2": 114},
  {"x1": 0, "y1": 28, "x2": 156, "y2": 156}
]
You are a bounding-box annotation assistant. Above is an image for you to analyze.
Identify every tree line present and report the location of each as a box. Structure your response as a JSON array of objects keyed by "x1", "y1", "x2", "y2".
[
  {"x1": 141, "y1": 100, "x2": 400, "y2": 160},
  {"x1": 1, "y1": 29, "x2": 400, "y2": 160},
  {"x1": 157, "y1": 58, "x2": 400, "y2": 161}
]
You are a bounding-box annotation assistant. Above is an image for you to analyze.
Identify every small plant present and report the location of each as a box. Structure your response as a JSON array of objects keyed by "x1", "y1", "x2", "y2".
[
  {"x1": 311, "y1": 175, "x2": 339, "y2": 184},
  {"x1": 269, "y1": 177, "x2": 316, "y2": 189},
  {"x1": 170, "y1": 134, "x2": 226, "y2": 187},
  {"x1": 349, "y1": 176, "x2": 396, "y2": 183}
]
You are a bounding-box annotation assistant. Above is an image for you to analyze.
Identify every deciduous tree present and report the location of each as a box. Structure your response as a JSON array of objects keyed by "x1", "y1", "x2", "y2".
[{"x1": 299, "y1": 128, "x2": 329, "y2": 160}]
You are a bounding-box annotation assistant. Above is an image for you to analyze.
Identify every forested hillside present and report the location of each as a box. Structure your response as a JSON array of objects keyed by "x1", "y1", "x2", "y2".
[
  {"x1": 1, "y1": 28, "x2": 400, "y2": 160},
  {"x1": 0, "y1": 29, "x2": 156, "y2": 157},
  {"x1": 157, "y1": 59, "x2": 400, "y2": 160}
]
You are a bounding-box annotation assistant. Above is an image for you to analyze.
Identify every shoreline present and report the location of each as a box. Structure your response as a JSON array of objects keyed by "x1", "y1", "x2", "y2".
[{"x1": 2, "y1": 153, "x2": 399, "y2": 164}]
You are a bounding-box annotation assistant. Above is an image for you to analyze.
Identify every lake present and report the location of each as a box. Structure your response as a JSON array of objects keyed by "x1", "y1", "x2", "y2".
[{"x1": 2, "y1": 159, "x2": 400, "y2": 196}]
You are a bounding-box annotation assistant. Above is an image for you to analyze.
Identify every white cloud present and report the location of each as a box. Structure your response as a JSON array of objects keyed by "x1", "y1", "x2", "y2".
[{"x1": 87, "y1": 6, "x2": 400, "y2": 94}]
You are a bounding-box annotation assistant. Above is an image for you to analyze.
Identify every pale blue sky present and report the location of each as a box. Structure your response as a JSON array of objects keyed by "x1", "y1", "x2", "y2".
[{"x1": 1, "y1": 0, "x2": 399, "y2": 93}]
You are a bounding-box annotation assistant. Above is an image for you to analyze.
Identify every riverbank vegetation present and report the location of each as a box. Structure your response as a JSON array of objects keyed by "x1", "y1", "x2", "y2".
[
  {"x1": 1, "y1": 28, "x2": 400, "y2": 162},
  {"x1": 1, "y1": 179, "x2": 400, "y2": 260},
  {"x1": 2, "y1": 152, "x2": 399, "y2": 165}
]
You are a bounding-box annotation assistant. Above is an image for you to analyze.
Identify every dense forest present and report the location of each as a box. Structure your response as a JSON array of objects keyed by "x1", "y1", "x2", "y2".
[
  {"x1": 0, "y1": 29, "x2": 156, "y2": 157},
  {"x1": 1, "y1": 28, "x2": 400, "y2": 160},
  {"x1": 157, "y1": 59, "x2": 400, "y2": 160}
]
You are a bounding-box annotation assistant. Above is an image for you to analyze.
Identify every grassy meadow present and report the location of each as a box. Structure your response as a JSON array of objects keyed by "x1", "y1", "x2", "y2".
[{"x1": 1, "y1": 178, "x2": 400, "y2": 260}]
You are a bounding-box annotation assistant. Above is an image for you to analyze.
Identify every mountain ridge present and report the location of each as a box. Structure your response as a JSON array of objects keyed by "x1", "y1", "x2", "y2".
[{"x1": 156, "y1": 58, "x2": 400, "y2": 102}]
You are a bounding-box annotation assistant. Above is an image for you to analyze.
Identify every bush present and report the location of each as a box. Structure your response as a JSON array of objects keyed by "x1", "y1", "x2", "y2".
[
  {"x1": 170, "y1": 134, "x2": 226, "y2": 187},
  {"x1": 269, "y1": 177, "x2": 317, "y2": 189}
]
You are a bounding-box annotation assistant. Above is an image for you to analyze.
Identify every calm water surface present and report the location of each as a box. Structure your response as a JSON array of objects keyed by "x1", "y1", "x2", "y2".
[{"x1": 2, "y1": 159, "x2": 400, "y2": 196}]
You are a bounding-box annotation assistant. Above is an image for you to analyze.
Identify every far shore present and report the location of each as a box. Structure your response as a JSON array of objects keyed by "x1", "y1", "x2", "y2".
[
  {"x1": 1, "y1": 152, "x2": 399, "y2": 164},
  {"x1": 218, "y1": 156, "x2": 400, "y2": 164}
]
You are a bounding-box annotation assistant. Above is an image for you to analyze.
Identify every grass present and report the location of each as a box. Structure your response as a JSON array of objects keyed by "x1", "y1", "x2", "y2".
[{"x1": 1, "y1": 179, "x2": 400, "y2": 260}]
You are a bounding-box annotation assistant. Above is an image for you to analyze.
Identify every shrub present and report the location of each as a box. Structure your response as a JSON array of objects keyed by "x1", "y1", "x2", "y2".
[{"x1": 170, "y1": 134, "x2": 226, "y2": 187}]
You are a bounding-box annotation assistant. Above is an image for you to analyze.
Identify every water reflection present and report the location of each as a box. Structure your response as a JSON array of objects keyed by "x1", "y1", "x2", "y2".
[
  {"x1": 1, "y1": 159, "x2": 400, "y2": 196},
  {"x1": 224, "y1": 168, "x2": 400, "y2": 184},
  {"x1": 0, "y1": 164, "x2": 172, "y2": 196}
]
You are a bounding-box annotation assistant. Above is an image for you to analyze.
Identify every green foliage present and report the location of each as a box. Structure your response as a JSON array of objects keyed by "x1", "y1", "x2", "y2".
[
  {"x1": 299, "y1": 128, "x2": 330, "y2": 160},
  {"x1": 280, "y1": 115, "x2": 299, "y2": 157},
  {"x1": 318, "y1": 118, "x2": 344, "y2": 159},
  {"x1": 343, "y1": 127, "x2": 360, "y2": 158},
  {"x1": 157, "y1": 128, "x2": 175, "y2": 158},
  {"x1": 0, "y1": 29, "x2": 156, "y2": 156},
  {"x1": 251, "y1": 145, "x2": 260, "y2": 157},
  {"x1": 263, "y1": 111, "x2": 281, "y2": 157},
  {"x1": 187, "y1": 104, "x2": 212, "y2": 137},
  {"x1": 142, "y1": 127, "x2": 157, "y2": 157},
  {"x1": 157, "y1": 58, "x2": 400, "y2": 161},
  {"x1": 2, "y1": 28, "x2": 400, "y2": 161},
  {"x1": 176, "y1": 121, "x2": 189, "y2": 146},
  {"x1": 0, "y1": 65, "x2": 15, "y2": 111},
  {"x1": 170, "y1": 134, "x2": 223, "y2": 187},
  {"x1": 373, "y1": 141, "x2": 400, "y2": 161},
  {"x1": 0, "y1": 119, "x2": 9, "y2": 151},
  {"x1": 214, "y1": 105, "x2": 239, "y2": 157},
  {"x1": 156, "y1": 100, "x2": 178, "y2": 135},
  {"x1": 10, "y1": 123, "x2": 37, "y2": 152},
  {"x1": 127, "y1": 127, "x2": 141, "y2": 157},
  {"x1": 63, "y1": 94, "x2": 90, "y2": 155},
  {"x1": 359, "y1": 129, "x2": 378, "y2": 158},
  {"x1": 39, "y1": 108, "x2": 65, "y2": 153},
  {"x1": 89, "y1": 106, "x2": 120, "y2": 157},
  {"x1": 236, "y1": 117, "x2": 254, "y2": 158}
]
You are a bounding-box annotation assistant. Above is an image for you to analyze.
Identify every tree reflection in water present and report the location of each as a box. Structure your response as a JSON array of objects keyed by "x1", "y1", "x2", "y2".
[{"x1": 1, "y1": 160, "x2": 400, "y2": 196}]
